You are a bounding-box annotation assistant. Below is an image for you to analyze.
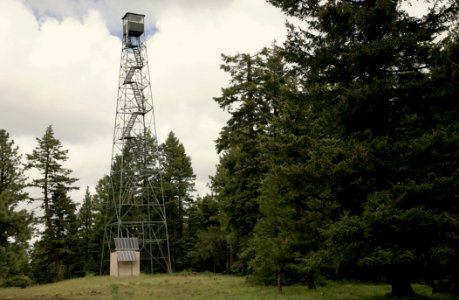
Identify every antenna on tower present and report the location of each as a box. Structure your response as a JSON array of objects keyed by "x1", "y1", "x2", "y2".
[{"x1": 101, "y1": 12, "x2": 172, "y2": 276}]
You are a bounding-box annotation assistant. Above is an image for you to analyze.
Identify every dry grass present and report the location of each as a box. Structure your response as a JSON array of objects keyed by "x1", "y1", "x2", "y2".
[{"x1": 0, "y1": 273, "x2": 456, "y2": 300}]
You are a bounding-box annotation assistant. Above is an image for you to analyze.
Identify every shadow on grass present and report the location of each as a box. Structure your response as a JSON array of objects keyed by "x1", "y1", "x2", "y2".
[{"x1": 365, "y1": 294, "x2": 459, "y2": 300}]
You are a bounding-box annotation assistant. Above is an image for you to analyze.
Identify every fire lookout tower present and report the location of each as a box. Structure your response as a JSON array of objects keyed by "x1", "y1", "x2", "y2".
[{"x1": 101, "y1": 13, "x2": 172, "y2": 275}]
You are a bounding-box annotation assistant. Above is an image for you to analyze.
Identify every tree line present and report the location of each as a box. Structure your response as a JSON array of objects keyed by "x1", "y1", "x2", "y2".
[
  {"x1": 1, "y1": 0, "x2": 458, "y2": 296},
  {"x1": 209, "y1": 0, "x2": 459, "y2": 296},
  {"x1": 0, "y1": 127, "x2": 214, "y2": 285}
]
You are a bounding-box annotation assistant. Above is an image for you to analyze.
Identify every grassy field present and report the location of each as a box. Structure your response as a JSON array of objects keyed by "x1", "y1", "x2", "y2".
[{"x1": 0, "y1": 273, "x2": 458, "y2": 300}]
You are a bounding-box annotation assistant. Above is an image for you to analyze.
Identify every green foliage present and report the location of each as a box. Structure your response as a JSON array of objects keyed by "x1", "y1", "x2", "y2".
[
  {"x1": 0, "y1": 129, "x2": 28, "y2": 201},
  {"x1": 208, "y1": 0, "x2": 459, "y2": 296},
  {"x1": 90, "y1": 175, "x2": 111, "y2": 274},
  {"x1": 160, "y1": 131, "x2": 195, "y2": 236},
  {"x1": 183, "y1": 195, "x2": 226, "y2": 272},
  {"x1": 26, "y1": 126, "x2": 80, "y2": 283},
  {"x1": 26, "y1": 125, "x2": 78, "y2": 230},
  {"x1": 262, "y1": 0, "x2": 459, "y2": 296},
  {"x1": 213, "y1": 47, "x2": 293, "y2": 273},
  {"x1": 108, "y1": 130, "x2": 161, "y2": 210},
  {"x1": 159, "y1": 131, "x2": 196, "y2": 270},
  {"x1": 77, "y1": 187, "x2": 97, "y2": 274},
  {"x1": 2, "y1": 275, "x2": 32, "y2": 288},
  {"x1": 0, "y1": 129, "x2": 33, "y2": 281},
  {"x1": 187, "y1": 226, "x2": 227, "y2": 273},
  {"x1": 31, "y1": 186, "x2": 80, "y2": 283},
  {"x1": 249, "y1": 170, "x2": 299, "y2": 289}
]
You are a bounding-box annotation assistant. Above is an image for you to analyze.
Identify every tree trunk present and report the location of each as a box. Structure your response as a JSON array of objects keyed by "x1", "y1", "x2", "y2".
[
  {"x1": 391, "y1": 280, "x2": 415, "y2": 296},
  {"x1": 307, "y1": 274, "x2": 316, "y2": 289},
  {"x1": 44, "y1": 163, "x2": 51, "y2": 230},
  {"x1": 226, "y1": 242, "x2": 232, "y2": 273},
  {"x1": 277, "y1": 267, "x2": 282, "y2": 292}
]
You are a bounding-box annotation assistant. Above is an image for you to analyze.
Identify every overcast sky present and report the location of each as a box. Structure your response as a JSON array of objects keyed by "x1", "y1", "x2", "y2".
[{"x1": 0, "y1": 0, "x2": 287, "y2": 205}]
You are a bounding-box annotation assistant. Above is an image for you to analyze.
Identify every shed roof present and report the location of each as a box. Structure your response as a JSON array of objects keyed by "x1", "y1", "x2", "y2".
[{"x1": 116, "y1": 250, "x2": 137, "y2": 262}]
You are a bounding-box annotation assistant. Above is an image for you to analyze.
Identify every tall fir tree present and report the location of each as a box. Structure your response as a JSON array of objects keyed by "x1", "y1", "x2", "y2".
[
  {"x1": 186, "y1": 195, "x2": 227, "y2": 272},
  {"x1": 213, "y1": 48, "x2": 286, "y2": 273},
  {"x1": 31, "y1": 186, "x2": 79, "y2": 282},
  {"x1": 160, "y1": 131, "x2": 196, "y2": 270},
  {"x1": 92, "y1": 175, "x2": 111, "y2": 274},
  {"x1": 268, "y1": 0, "x2": 459, "y2": 295},
  {"x1": 26, "y1": 126, "x2": 79, "y2": 283},
  {"x1": 77, "y1": 187, "x2": 97, "y2": 274},
  {"x1": 26, "y1": 125, "x2": 78, "y2": 230},
  {"x1": 0, "y1": 129, "x2": 33, "y2": 282}
]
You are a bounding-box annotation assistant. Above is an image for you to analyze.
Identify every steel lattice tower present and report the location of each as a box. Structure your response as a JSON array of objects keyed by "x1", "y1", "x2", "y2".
[{"x1": 101, "y1": 13, "x2": 172, "y2": 275}]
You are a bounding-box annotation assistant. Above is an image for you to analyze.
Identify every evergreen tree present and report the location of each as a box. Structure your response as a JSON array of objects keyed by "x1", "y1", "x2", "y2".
[
  {"x1": 268, "y1": 0, "x2": 459, "y2": 295},
  {"x1": 187, "y1": 225, "x2": 227, "y2": 273},
  {"x1": 160, "y1": 132, "x2": 196, "y2": 235},
  {"x1": 77, "y1": 187, "x2": 97, "y2": 274},
  {"x1": 160, "y1": 131, "x2": 196, "y2": 270},
  {"x1": 237, "y1": 47, "x2": 332, "y2": 289},
  {"x1": 31, "y1": 186, "x2": 79, "y2": 282},
  {"x1": 0, "y1": 130, "x2": 28, "y2": 201},
  {"x1": 50, "y1": 186, "x2": 79, "y2": 279},
  {"x1": 213, "y1": 48, "x2": 285, "y2": 273},
  {"x1": 92, "y1": 175, "x2": 111, "y2": 274},
  {"x1": 108, "y1": 131, "x2": 160, "y2": 221},
  {"x1": 0, "y1": 130, "x2": 32, "y2": 282},
  {"x1": 250, "y1": 171, "x2": 297, "y2": 292},
  {"x1": 26, "y1": 125, "x2": 78, "y2": 230},
  {"x1": 185, "y1": 195, "x2": 226, "y2": 272},
  {"x1": 27, "y1": 126, "x2": 79, "y2": 282}
]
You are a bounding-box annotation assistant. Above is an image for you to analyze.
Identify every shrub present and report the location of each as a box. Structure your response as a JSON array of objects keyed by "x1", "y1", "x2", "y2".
[{"x1": 3, "y1": 275, "x2": 33, "y2": 288}]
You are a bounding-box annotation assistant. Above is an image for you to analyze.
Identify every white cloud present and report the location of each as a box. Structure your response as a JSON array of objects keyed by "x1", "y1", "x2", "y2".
[
  {"x1": 1, "y1": 0, "x2": 287, "y2": 202},
  {"x1": 1, "y1": 0, "x2": 119, "y2": 202},
  {"x1": 148, "y1": 0, "x2": 286, "y2": 196},
  {"x1": 19, "y1": 0, "x2": 233, "y2": 37}
]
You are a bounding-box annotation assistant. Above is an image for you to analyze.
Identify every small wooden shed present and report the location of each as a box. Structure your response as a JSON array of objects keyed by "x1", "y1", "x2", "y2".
[{"x1": 110, "y1": 237, "x2": 140, "y2": 277}]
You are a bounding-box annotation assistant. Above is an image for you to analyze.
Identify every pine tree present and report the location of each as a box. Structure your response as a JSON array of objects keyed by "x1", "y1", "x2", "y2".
[
  {"x1": 77, "y1": 187, "x2": 97, "y2": 274},
  {"x1": 160, "y1": 132, "x2": 196, "y2": 235},
  {"x1": 0, "y1": 130, "x2": 33, "y2": 282},
  {"x1": 26, "y1": 125, "x2": 78, "y2": 230},
  {"x1": 0, "y1": 130, "x2": 28, "y2": 201},
  {"x1": 268, "y1": 0, "x2": 459, "y2": 295},
  {"x1": 50, "y1": 185, "x2": 79, "y2": 279},
  {"x1": 185, "y1": 195, "x2": 226, "y2": 272},
  {"x1": 92, "y1": 175, "x2": 111, "y2": 274},
  {"x1": 250, "y1": 171, "x2": 297, "y2": 292},
  {"x1": 187, "y1": 226, "x2": 227, "y2": 273},
  {"x1": 108, "y1": 131, "x2": 160, "y2": 222},
  {"x1": 31, "y1": 185, "x2": 79, "y2": 282},
  {"x1": 213, "y1": 48, "x2": 286, "y2": 273},
  {"x1": 160, "y1": 131, "x2": 196, "y2": 270},
  {"x1": 27, "y1": 126, "x2": 79, "y2": 283},
  {"x1": 239, "y1": 46, "x2": 334, "y2": 289}
]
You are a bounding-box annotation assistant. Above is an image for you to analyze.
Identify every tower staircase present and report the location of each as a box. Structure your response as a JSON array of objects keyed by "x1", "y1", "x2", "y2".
[{"x1": 121, "y1": 36, "x2": 146, "y2": 140}]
